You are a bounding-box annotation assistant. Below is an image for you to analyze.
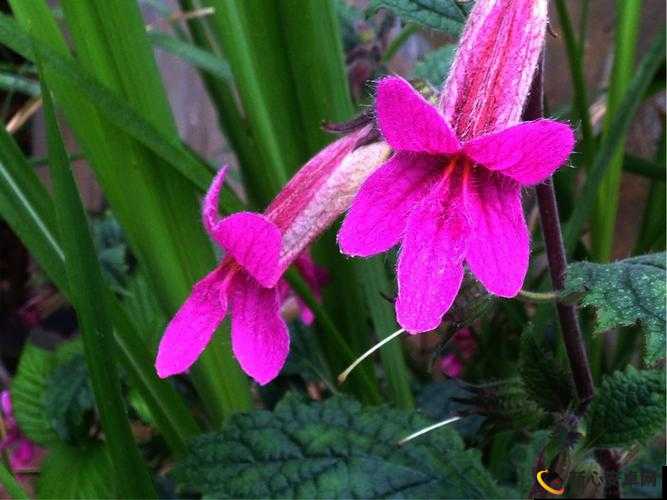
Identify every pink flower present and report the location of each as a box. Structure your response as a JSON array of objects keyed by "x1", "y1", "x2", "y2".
[
  {"x1": 155, "y1": 128, "x2": 390, "y2": 385},
  {"x1": 439, "y1": 328, "x2": 477, "y2": 377},
  {"x1": 338, "y1": 0, "x2": 574, "y2": 333},
  {"x1": 1, "y1": 390, "x2": 44, "y2": 473}
]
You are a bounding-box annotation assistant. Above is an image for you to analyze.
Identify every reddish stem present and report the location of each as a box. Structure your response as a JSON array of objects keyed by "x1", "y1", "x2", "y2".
[{"x1": 524, "y1": 55, "x2": 595, "y2": 412}]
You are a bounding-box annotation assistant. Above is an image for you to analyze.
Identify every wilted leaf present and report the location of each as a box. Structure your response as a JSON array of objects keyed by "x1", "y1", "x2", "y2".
[
  {"x1": 174, "y1": 394, "x2": 505, "y2": 499},
  {"x1": 564, "y1": 253, "x2": 666, "y2": 365},
  {"x1": 585, "y1": 366, "x2": 665, "y2": 448},
  {"x1": 369, "y1": 0, "x2": 472, "y2": 36}
]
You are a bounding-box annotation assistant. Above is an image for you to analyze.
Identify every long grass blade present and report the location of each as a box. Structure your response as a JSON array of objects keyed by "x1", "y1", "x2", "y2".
[
  {"x1": 41, "y1": 72, "x2": 156, "y2": 498},
  {"x1": 563, "y1": 31, "x2": 666, "y2": 255}
]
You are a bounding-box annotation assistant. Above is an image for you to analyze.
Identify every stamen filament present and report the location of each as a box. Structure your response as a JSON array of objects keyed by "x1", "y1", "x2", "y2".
[
  {"x1": 337, "y1": 328, "x2": 405, "y2": 384},
  {"x1": 397, "y1": 416, "x2": 462, "y2": 446}
]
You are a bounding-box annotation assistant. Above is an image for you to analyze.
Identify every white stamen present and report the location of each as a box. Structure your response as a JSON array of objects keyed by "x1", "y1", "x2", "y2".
[
  {"x1": 337, "y1": 328, "x2": 405, "y2": 384},
  {"x1": 397, "y1": 416, "x2": 462, "y2": 446}
]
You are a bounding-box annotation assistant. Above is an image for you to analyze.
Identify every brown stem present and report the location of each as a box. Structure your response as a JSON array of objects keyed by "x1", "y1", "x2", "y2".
[{"x1": 525, "y1": 55, "x2": 595, "y2": 413}]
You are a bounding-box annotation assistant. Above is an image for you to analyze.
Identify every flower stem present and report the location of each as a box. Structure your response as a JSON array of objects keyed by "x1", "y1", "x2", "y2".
[{"x1": 525, "y1": 56, "x2": 594, "y2": 412}]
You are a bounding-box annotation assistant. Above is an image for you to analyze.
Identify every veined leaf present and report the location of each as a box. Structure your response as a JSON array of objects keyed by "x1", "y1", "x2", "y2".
[
  {"x1": 585, "y1": 366, "x2": 665, "y2": 448},
  {"x1": 11, "y1": 343, "x2": 64, "y2": 446},
  {"x1": 564, "y1": 253, "x2": 666, "y2": 365},
  {"x1": 37, "y1": 443, "x2": 116, "y2": 499},
  {"x1": 174, "y1": 395, "x2": 505, "y2": 499},
  {"x1": 369, "y1": 0, "x2": 472, "y2": 36}
]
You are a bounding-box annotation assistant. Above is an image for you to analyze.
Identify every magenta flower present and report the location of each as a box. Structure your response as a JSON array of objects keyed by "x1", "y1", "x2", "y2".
[
  {"x1": 1, "y1": 390, "x2": 44, "y2": 473},
  {"x1": 338, "y1": 0, "x2": 575, "y2": 333},
  {"x1": 156, "y1": 128, "x2": 389, "y2": 384}
]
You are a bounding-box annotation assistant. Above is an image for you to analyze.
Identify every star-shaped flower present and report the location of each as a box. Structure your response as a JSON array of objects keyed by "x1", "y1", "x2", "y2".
[
  {"x1": 338, "y1": 0, "x2": 574, "y2": 333},
  {"x1": 156, "y1": 129, "x2": 389, "y2": 384}
]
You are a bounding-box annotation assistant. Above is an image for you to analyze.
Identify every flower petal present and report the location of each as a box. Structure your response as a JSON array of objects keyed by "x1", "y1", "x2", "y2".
[
  {"x1": 396, "y1": 170, "x2": 468, "y2": 333},
  {"x1": 202, "y1": 165, "x2": 228, "y2": 235},
  {"x1": 464, "y1": 168, "x2": 528, "y2": 297},
  {"x1": 230, "y1": 272, "x2": 290, "y2": 385},
  {"x1": 156, "y1": 266, "x2": 231, "y2": 378},
  {"x1": 463, "y1": 119, "x2": 575, "y2": 185},
  {"x1": 209, "y1": 212, "x2": 282, "y2": 288},
  {"x1": 376, "y1": 76, "x2": 460, "y2": 154},
  {"x1": 338, "y1": 152, "x2": 442, "y2": 257}
]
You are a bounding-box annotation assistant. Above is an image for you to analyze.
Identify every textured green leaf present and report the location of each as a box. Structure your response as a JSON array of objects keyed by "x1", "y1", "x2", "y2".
[
  {"x1": 369, "y1": 0, "x2": 472, "y2": 36},
  {"x1": 43, "y1": 354, "x2": 95, "y2": 445},
  {"x1": 174, "y1": 395, "x2": 504, "y2": 499},
  {"x1": 10, "y1": 341, "x2": 81, "y2": 445},
  {"x1": 564, "y1": 253, "x2": 666, "y2": 364},
  {"x1": 413, "y1": 44, "x2": 456, "y2": 87},
  {"x1": 37, "y1": 442, "x2": 116, "y2": 499},
  {"x1": 585, "y1": 366, "x2": 665, "y2": 448},
  {"x1": 519, "y1": 324, "x2": 574, "y2": 412}
]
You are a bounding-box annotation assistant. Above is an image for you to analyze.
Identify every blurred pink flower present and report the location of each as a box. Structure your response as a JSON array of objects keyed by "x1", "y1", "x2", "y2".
[
  {"x1": 440, "y1": 328, "x2": 477, "y2": 378},
  {"x1": 156, "y1": 128, "x2": 390, "y2": 385},
  {"x1": 339, "y1": 0, "x2": 575, "y2": 333},
  {"x1": 1, "y1": 390, "x2": 44, "y2": 473}
]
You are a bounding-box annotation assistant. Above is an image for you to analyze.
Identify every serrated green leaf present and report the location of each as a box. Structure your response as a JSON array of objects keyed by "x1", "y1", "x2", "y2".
[
  {"x1": 585, "y1": 366, "x2": 665, "y2": 448},
  {"x1": 564, "y1": 253, "x2": 666, "y2": 364},
  {"x1": 369, "y1": 0, "x2": 472, "y2": 36},
  {"x1": 37, "y1": 442, "x2": 116, "y2": 499},
  {"x1": 519, "y1": 324, "x2": 574, "y2": 412},
  {"x1": 10, "y1": 343, "x2": 64, "y2": 446},
  {"x1": 174, "y1": 395, "x2": 504, "y2": 499},
  {"x1": 413, "y1": 44, "x2": 456, "y2": 87},
  {"x1": 43, "y1": 354, "x2": 95, "y2": 445}
]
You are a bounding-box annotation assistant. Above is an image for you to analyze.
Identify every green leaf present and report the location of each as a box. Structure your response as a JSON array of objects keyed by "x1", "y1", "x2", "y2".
[
  {"x1": 43, "y1": 354, "x2": 95, "y2": 445},
  {"x1": 369, "y1": 0, "x2": 471, "y2": 36},
  {"x1": 585, "y1": 366, "x2": 665, "y2": 448},
  {"x1": 40, "y1": 69, "x2": 155, "y2": 496},
  {"x1": 519, "y1": 324, "x2": 574, "y2": 412},
  {"x1": 10, "y1": 342, "x2": 80, "y2": 446},
  {"x1": 413, "y1": 44, "x2": 456, "y2": 87},
  {"x1": 37, "y1": 442, "x2": 116, "y2": 499},
  {"x1": 564, "y1": 253, "x2": 666, "y2": 364},
  {"x1": 0, "y1": 462, "x2": 28, "y2": 500},
  {"x1": 148, "y1": 31, "x2": 233, "y2": 83},
  {"x1": 174, "y1": 395, "x2": 504, "y2": 499}
]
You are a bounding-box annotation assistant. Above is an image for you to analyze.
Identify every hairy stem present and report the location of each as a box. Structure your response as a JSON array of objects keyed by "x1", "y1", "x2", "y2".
[{"x1": 526, "y1": 56, "x2": 595, "y2": 412}]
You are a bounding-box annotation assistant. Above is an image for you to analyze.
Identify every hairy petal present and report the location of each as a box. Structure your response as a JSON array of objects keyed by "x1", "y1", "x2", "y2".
[
  {"x1": 376, "y1": 76, "x2": 460, "y2": 154},
  {"x1": 464, "y1": 168, "x2": 529, "y2": 297},
  {"x1": 441, "y1": 0, "x2": 547, "y2": 139},
  {"x1": 230, "y1": 272, "x2": 290, "y2": 386},
  {"x1": 267, "y1": 137, "x2": 390, "y2": 269},
  {"x1": 210, "y1": 212, "x2": 282, "y2": 288},
  {"x1": 338, "y1": 152, "x2": 442, "y2": 257},
  {"x1": 396, "y1": 169, "x2": 468, "y2": 332},
  {"x1": 463, "y1": 119, "x2": 576, "y2": 184},
  {"x1": 202, "y1": 165, "x2": 228, "y2": 236},
  {"x1": 155, "y1": 266, "x2": 231, "y2": 378}
]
